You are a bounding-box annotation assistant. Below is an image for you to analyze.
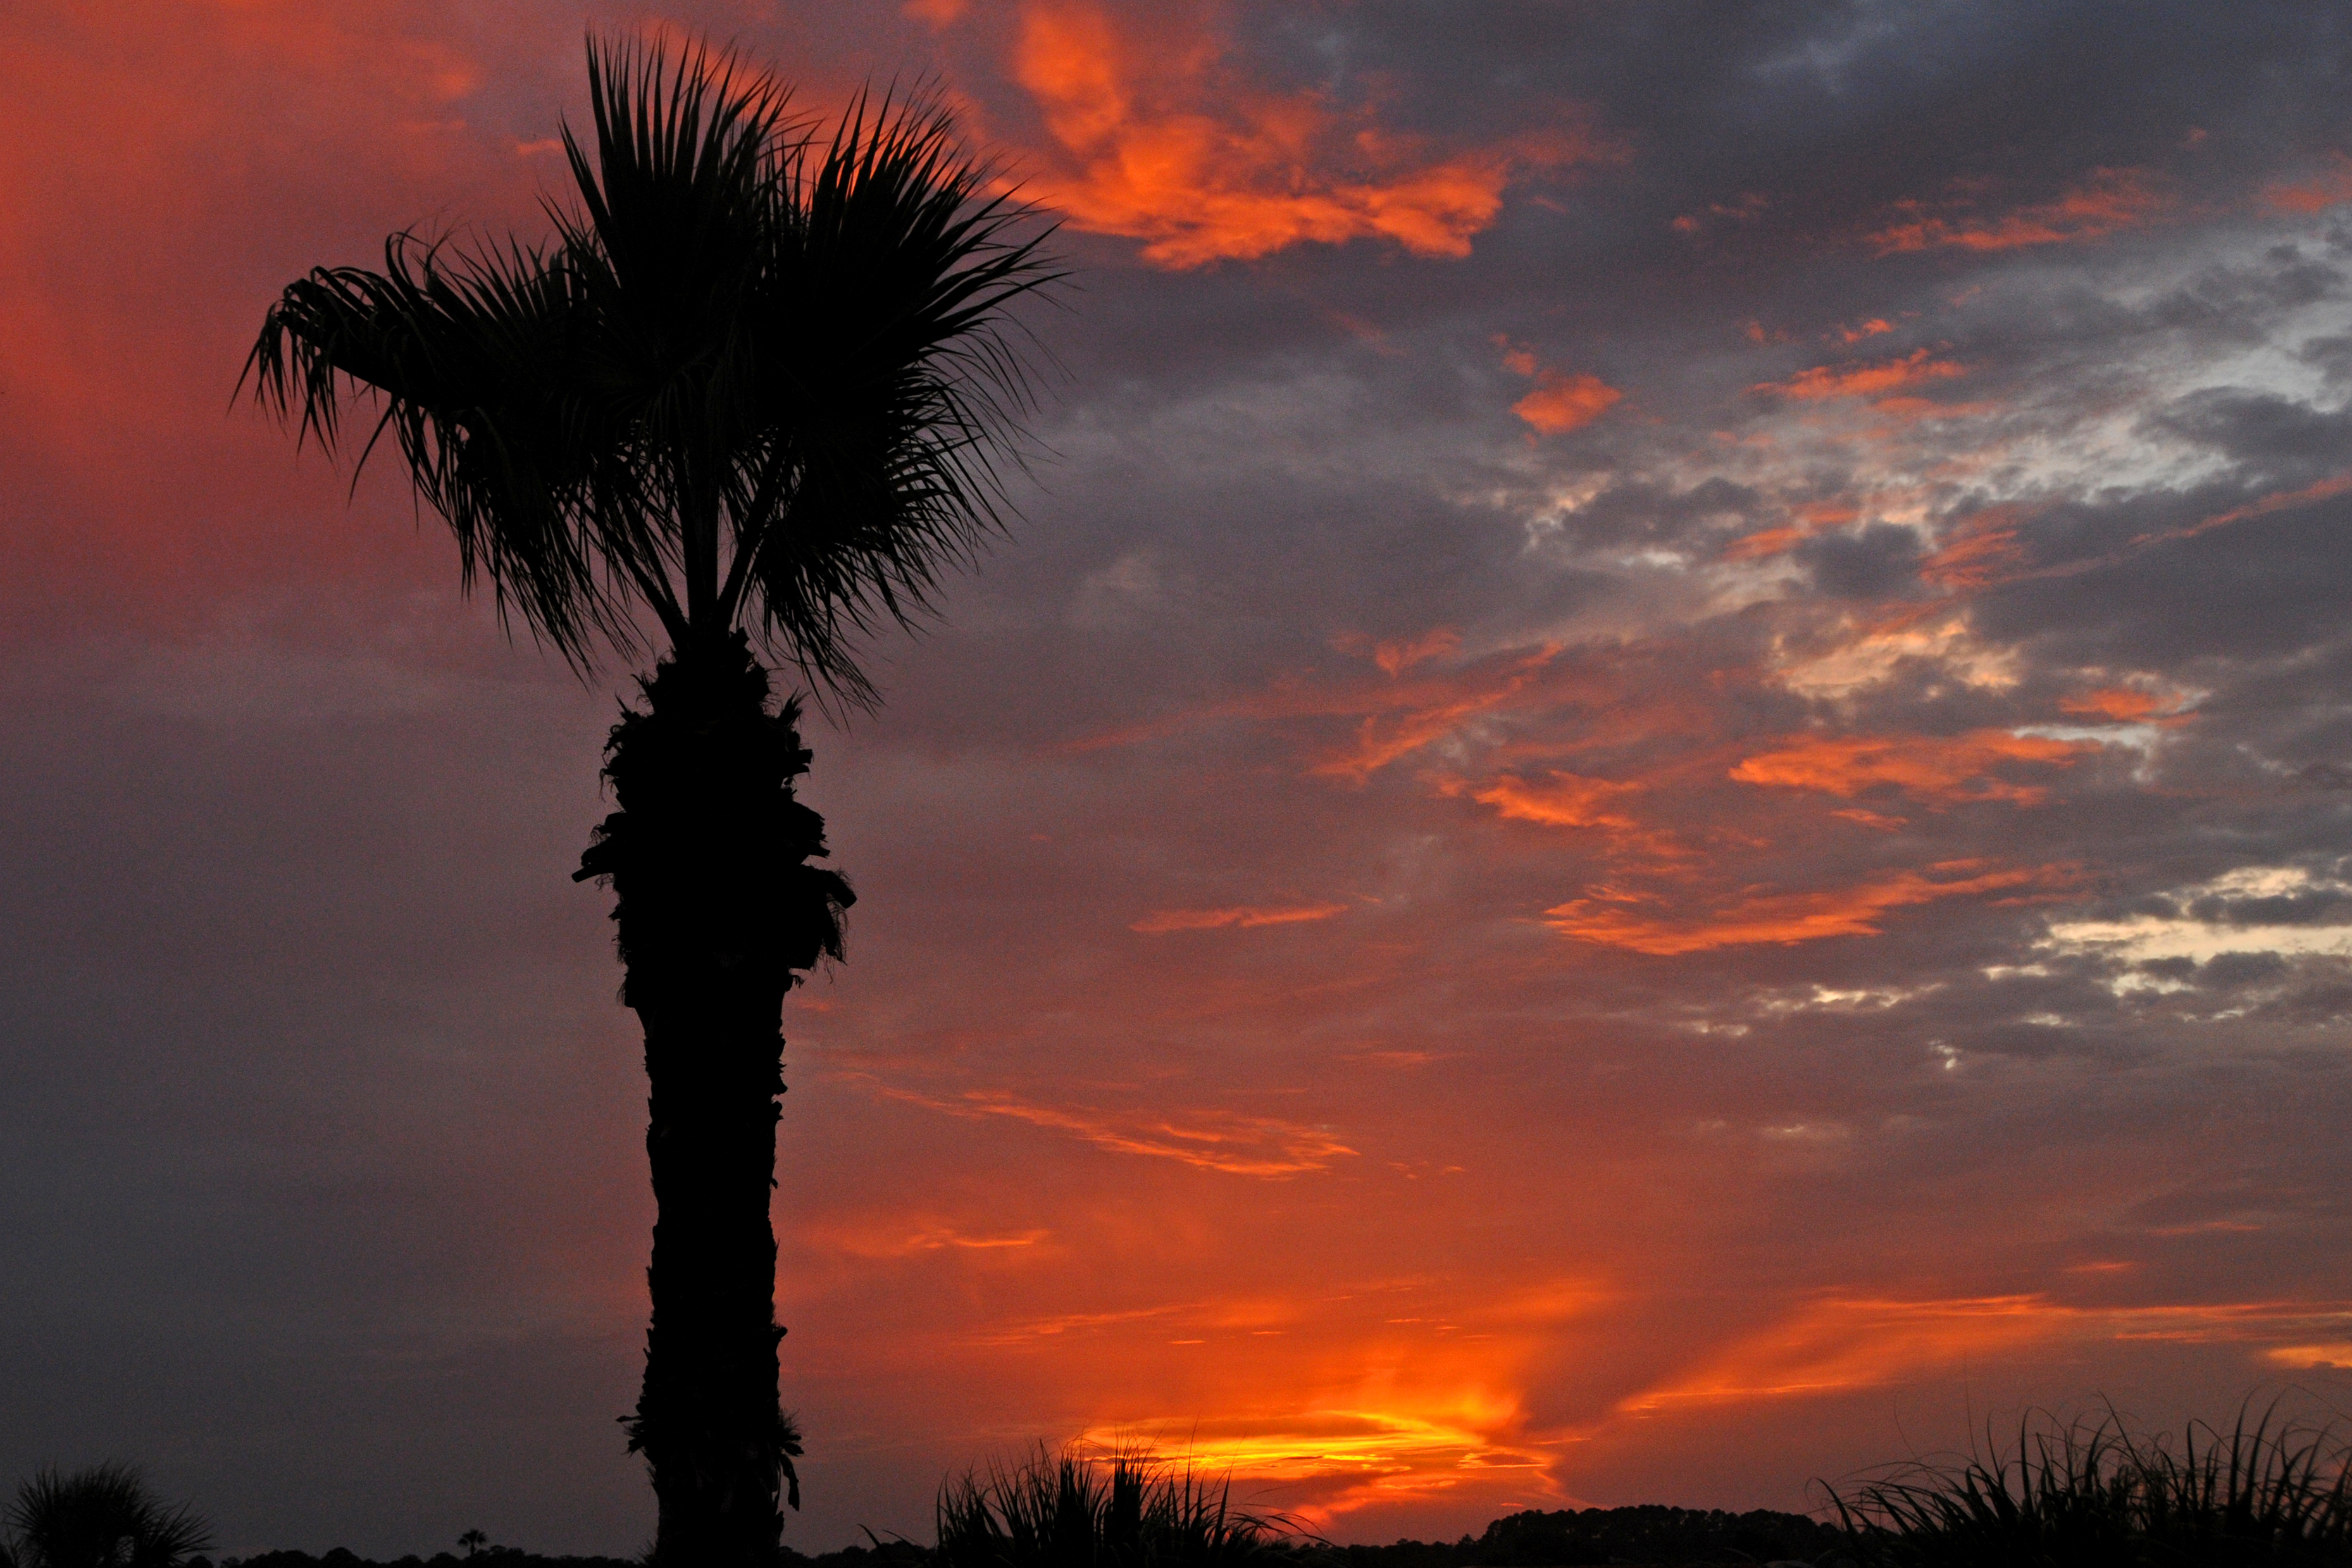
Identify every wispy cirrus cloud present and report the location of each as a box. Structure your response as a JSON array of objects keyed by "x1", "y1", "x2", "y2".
[
  {"x1": 1545, "y1": 862, "x2": 2079, "y2": 955},
  {"x1": 1619, "y1": 1293, "x2": 2352, "y2": 1411},
  {"x1": 860, "y1": 1081, "x2": 1359, "y2": 1178},
  {"x1": 1132, "y1": 902, "x2": 1348, "y2": 933}
]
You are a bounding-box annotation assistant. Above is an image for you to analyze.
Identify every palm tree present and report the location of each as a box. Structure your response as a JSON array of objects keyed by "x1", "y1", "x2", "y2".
[
  {"x1": 245, "y1": 37, "x2": 1056, "y2": 1568},
  {"x1": 3, "y1": 1464, "x2": 212, "y2": 1568}
]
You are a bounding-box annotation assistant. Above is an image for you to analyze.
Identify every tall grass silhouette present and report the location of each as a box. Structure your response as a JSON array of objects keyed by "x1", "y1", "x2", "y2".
[
  {"x1": 933, "y1": 1447, "x2": 1294, "y2": 1568},
  {"x1": 1825, "y1": 1400, "x2": 2352, "y2": 1565}
]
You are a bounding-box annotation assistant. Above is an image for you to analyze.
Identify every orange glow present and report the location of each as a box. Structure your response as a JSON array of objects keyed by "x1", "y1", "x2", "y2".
[
  {"x1": 2266, "y1": 152, "x2": 2352, "y2": 213},
  {"x1": 1866, "y1": 166, "x2": 2168, "y2": 253},
  {"x1": 1078, "y1": 1405, "x2": 1553, "y2": 1522},
  {"x1": 1003, "y1": 3, "x2": 1603, "y2": 268},
  {"x1": 1755, "y1": 348, "x2": 1967, "y2": 402},
  {"x1": 1729, "y1": 730, "x2": 2088, "y2": 806},
  {"x1": 1132, "y1": 902, "x2": 1350, "y2": 932},
  {"x1": 1034, "y1": 1278, "x2": 1609, "y2": 1522},
  {"x1": 1545, "y1": 862, "x2": 2074, "y2": 954}
]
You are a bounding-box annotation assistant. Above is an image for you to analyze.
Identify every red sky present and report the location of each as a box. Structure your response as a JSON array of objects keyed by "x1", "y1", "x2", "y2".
[{"x1": 8, "y1": 1, "x2": 2352, "y2": 1558}]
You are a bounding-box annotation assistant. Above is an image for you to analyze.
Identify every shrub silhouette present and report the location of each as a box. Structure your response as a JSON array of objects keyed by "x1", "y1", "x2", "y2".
[
  {"x1": 3, "y1": 1463, "x2": 212, "y2": 1568},
  {"x1": 933, "y1": 1447, "x2": 1291, "y2": 1568}
]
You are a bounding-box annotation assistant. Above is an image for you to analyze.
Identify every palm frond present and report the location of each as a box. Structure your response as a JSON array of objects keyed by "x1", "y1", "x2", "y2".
[
  {"x1": 726, "y1": 86, "x2": 1064, "y2": 708},
  {"x1": 246, "y1": 34, "x2": 1061, "y2": 702}
]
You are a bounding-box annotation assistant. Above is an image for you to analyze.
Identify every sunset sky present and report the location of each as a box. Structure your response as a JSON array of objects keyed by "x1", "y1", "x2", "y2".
[{"x1": 10, "y1": 1, "x2": 2352, "y2": 1557}]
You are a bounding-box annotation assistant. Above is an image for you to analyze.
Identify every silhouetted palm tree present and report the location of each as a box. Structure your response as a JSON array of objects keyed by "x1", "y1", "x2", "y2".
[
  {"x1": 246, "y1": 37, "x2": 1055, "y2": 1568},
  {"x1": 3, "y1": 1464, "x2": 211, "y2": 1568}
]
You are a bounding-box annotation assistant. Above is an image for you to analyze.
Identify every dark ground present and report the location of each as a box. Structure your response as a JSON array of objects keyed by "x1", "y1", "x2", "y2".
[{"x1": 202, "y1": 1503, "x2": 1850, "y2": 1568}]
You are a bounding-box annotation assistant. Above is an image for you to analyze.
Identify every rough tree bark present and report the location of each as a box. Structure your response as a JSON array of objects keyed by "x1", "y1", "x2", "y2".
[{"x1": 575, "y1": 632, "x2": 853, "y2": 1567}]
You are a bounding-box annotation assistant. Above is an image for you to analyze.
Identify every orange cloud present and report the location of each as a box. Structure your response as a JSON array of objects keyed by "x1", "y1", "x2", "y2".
[
  {"x1": 1729, "y1": 730, "x2": 2089, "y2": 806},
  {"x1": 1464, "y1": 771, "x2": 1689, "y2": 866},
  {"x1": 1669, "y1": 191, "x2": 1768, "y2": 235},
  {"x1": 1866, "y1": 166, "x2": 2168, "y2": 254},
  {"x1": 1756, "y1": 347, "x2": 1967, "y2": 401},
  {"x1": 1132, "y1": 902, "x2": 1348, "y2": 932},
  {"x1": 2060, "y1": 687, "x2": 2192, "y2": 723},
  {"x1": 1514, "y1": 372, "x2": 1623, "y2": 435},
  {"x1": 1005, "y1": 3, "x2": 1603, "y2": 267},
  {"x1": 1545, "y1": 862, "x2": 2074, "y2": 954},
  {"x1": 1469, "y1": 771, "x2": 1641, "y2": 831},
  {"x1": 1499, "y1": 342, "x2": 1622, "y2": 434},
  {"x1": 2266, "y1": 152, "x2": 2352, "y2": 213}
]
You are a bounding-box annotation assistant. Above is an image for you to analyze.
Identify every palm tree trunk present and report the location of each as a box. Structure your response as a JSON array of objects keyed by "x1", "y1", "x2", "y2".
[{"x1": 576, "y1": 632, "x2": 852, "y2": 1568}]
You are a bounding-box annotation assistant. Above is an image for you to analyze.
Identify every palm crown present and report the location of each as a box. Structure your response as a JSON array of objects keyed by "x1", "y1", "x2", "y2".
[{"x1": 246, "y1": 38, "x2": 1056, "y2": 708}]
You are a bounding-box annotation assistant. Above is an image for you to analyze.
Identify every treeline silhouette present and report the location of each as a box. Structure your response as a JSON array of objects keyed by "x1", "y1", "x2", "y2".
[{"x1": 1333, "y1": 1507, "x2": 1843, "y2": 1567}]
